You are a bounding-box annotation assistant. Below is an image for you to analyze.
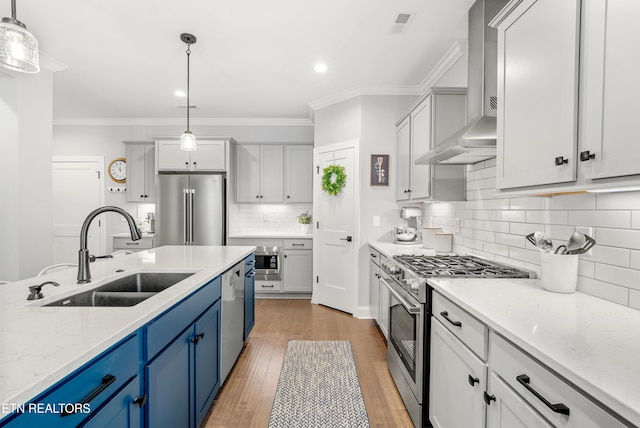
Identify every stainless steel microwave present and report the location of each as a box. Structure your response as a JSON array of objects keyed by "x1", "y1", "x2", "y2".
[{"x1": 254, "y1": 246, "x2": 280, "y2": 280}]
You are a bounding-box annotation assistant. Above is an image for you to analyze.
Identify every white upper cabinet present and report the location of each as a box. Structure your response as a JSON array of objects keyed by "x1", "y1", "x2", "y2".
[
  {"x1": 492, "y1": 0, "x2": 640, "y2": 193},
  {"x1": 493, "y1": 0, "x2": 580, "y2": 190},
  {"x1": 580, "y1": 0, "x2": 640, "y2": 180},
  {"x1": 396, "y1": 88, "x2": 467, "y2": 202},
  {"x1": 126, "y1": 142, "x2": 156, "y2": 203},
  {"x1": 156, "y1": 140, "x2": 226, "y2": 172},
  {"x1": 284, "y1": 145, "x2": 313, "y2": 203},
  {"x1": 236, "y1": 144, "x2": 284, "y2": 203}
]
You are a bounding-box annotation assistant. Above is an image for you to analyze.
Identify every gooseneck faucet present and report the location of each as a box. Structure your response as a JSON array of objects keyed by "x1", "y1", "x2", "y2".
[{"x1": 77, "y1": 206, "x2": 142, "y2": 284}]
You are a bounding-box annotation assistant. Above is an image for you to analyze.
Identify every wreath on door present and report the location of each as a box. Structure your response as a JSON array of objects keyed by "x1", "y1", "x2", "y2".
[{"x1": 321, "y1": 164, "x2": 347, "y2": 196}]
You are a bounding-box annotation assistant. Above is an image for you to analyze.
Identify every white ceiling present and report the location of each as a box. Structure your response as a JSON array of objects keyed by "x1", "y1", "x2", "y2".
[{"x1": 12, "y1": 0, "x2": 474, "y2": 120}]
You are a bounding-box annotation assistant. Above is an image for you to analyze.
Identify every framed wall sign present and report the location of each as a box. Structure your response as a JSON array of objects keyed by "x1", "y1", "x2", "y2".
[{"x1": 370, "y1": 154, "x2": 389, "y2": 186}]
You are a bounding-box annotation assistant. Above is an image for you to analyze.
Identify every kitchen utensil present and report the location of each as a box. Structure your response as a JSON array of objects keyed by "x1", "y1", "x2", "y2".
[
  {"x1": 565, "y1": 234, "x2": 596, "y2": 255},
  {"x1": 566, "y1": 231, "x2": 586, "y2": 253},
  {"x1": 533, "y1": 231, "x2": 553, "y2": 253},
  {"x1": 525, "y1": 233, "x2": 536, "y2": 247},
  {"x1": 554, "y1": 245, "x2": 567, "y2": 254}
]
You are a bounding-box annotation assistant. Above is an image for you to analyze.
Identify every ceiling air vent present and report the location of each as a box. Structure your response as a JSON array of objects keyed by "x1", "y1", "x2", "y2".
[{"x1": 391, "y1": 12, "x2": 414, "y2": 34}]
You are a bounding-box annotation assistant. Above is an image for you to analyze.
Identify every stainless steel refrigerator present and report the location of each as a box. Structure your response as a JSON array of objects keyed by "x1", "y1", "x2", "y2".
[{"x1": 156, "y1": 173, "x2": 226, "y2": 246}]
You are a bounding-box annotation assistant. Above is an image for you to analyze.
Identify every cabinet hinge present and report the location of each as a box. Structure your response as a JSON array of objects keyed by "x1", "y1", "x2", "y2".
[
  {"x1": 316, "y1": 165, "x2": 319, "y2": 174},
  {"x1": 316, "y1": 221, "x2": 319, "y2": 229},
  {"x1": 316, "y1": 275, "x2": 319, "y2": 284}
]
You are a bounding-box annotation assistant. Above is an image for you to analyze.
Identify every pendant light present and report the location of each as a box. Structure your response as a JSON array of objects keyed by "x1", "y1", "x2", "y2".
[
  {"x1": 180, "y1": 33, "x2": 197, "y2": 151},
  {"x1": 0, "y1": 0, "x2": 39, "y2": 73}
]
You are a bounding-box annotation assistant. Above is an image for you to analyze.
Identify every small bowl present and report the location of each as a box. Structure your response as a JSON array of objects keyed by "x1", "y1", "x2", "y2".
[{"x1": 394, "y1": 226, "x2": 417, "y2": 241}]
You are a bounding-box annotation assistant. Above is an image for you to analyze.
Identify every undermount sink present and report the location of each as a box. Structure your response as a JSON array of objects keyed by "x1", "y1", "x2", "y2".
[{"x1": 45, "y1": 272, "x2": 194, "y2": 307}]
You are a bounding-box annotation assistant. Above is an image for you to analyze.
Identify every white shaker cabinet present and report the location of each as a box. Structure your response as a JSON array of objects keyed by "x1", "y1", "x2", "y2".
[
  {"x1": 236, "y1": 144, "x2": 284, "y2": 203},
  {"x1": 396, "y1": 88, "x2": 467, "y2": 202},
  {"x1": 125, "y1": 142, "x2": 156, "y2": 203},
  {"x1": 156, "y1": 140, "x2": 226, "y2": 172},
  {"x1": 284, "y1": 145, "x2": 313, "y2": 203},
  {"x1": 282, "y1": 250, "x2": 312, "y2": 292},
  {"x1": 492, "y1": 0, "x2": 581, "y2": 190},
  {"x1": 579, "y1": 0, "x2": 640, "y2": 181}
]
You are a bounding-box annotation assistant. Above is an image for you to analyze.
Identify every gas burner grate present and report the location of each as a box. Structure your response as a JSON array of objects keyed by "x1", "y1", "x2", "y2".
[{"x1": 393, "y1": 255, "x2": 532, "y2": 279}]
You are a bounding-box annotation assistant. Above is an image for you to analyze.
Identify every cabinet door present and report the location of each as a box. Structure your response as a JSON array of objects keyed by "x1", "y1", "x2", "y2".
[
  {"x1": 495, "y1": 0, "x2": 580, "y2": 189},
  {"x1": 379, "y1": 279, "x2": 390, "y2": 339},
  {"x1": 396, "y1": 117, "x2": 411, "y2": 201},
  {"x1": 143, "y1": 145, "x2": 156, "y2": 202},
  {"x1": 369, "y1": 261, "x2": 380, "y2": 324},
  {"x1": 486, "y1": 372, "x2": 553, "y2": 428},
  {"x1": 236, "y1": 145, "x2": 261, "y2": 202},
  {"x1": 283, "y1": 250, "x2": 312, "y2": 292},
  {"x1": 410, "y1": 96, "x2": 432, "y2": 200},
  {"x1": 81, "y1": 376, "x2": 142, "y2": 428},
  {"x1": 244, "y1": 270, "x2": 255, "y2": 339},
  {"x1": 429, "y1": 319, "x2": 487, "y2": 428},
  {"x1": 146, "y1": 327, "x2": 192, "y2": 428},
  {"x1": 157, "y1": 141, "x2": 190, "y2": 171},
  {"x1": 580, "y1": 1, "x2": 640, "y2": 180},
  {"x1": 285, "y1": 145, "x2": 313, "y2": 202},
  {"x1": 194, "y1": 301, "x2": 221, "y2": 428},
  {"x1": 127, "y1": 144, "x2": 147, "y2": 203},
  {"x1": 193, "y1": 140, "x2": 226, "y2": 171},
  {"x1": 260, "y1": 145, "x2": 284, "y2": 203}
]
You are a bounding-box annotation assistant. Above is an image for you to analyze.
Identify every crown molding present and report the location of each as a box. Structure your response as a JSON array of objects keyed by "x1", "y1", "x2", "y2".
[
  {"x1": 308, "y1": 40, "x2": 467, "y2": 112},
  {"x1": 53, "y1": 117, "x2": 314, "y2": 127}
]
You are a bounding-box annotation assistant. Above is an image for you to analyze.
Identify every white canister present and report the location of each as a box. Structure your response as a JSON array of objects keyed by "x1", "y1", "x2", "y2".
[
  {"x1": 422, "y1": 227, "x2": 443, "y2": 249},
  {"x1": 434, "y1": 233, "x2": 453, "y2": 253},
  {"x1": 540, "y1": 252, "x2": 579, "y2": 293}
]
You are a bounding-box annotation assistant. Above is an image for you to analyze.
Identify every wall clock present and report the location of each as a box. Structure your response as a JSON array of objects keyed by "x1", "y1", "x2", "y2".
[{"x1": 108, "y1": 158, "x2": 127, "y2": 183}]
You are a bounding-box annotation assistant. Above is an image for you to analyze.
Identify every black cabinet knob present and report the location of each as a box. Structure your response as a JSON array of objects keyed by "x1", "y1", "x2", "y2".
[
  {"x1": 580, "y1": 151, "x2": 596, "y2": 162},
  {"x1": 483, "y1": 392, "x2": 496, "y2": 406},
  {"x1": 555, "y1": 156, "x2": 569, "y2": 166},
  {"x1": 468, "y1": 375, "x2": 480, "y2": 386}
]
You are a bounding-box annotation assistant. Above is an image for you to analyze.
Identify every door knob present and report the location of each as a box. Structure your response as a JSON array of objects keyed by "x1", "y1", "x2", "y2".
[{"x1": 340, "y1": 236, "x2": 352, "y2": 242}]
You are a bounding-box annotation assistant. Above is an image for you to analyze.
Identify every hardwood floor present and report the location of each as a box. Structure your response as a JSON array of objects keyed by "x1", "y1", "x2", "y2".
[{"x1": 203, "y1": 299, "x2": 413, "y2": 427}]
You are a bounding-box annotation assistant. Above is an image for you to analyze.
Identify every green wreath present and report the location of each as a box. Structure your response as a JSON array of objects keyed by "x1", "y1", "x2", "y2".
[{"x1": 321, "y1": 164, "x2": 347, "y2": 196}]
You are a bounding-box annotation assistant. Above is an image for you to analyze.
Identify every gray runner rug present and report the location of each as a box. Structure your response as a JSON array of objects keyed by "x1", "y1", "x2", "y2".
[{"x1": 268, "y1": 340, "x2": 370, "y2": 427}]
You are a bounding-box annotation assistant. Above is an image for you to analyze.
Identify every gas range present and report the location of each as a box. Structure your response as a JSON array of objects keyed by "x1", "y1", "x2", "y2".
[{"x1": 381, "y1": 254, "x2": 534, "y2": 304}]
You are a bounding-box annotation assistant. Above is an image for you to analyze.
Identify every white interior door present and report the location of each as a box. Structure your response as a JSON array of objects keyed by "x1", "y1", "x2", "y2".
[
  {"x1": 312, "y1": 142, "x2": 358, "y2": 314},
  {"x1": 52, "y1": 157, "x2": 105, "y2": 264}
]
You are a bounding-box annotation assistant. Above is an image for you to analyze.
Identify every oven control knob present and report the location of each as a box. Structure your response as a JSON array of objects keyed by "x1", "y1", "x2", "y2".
[{"x1": 406, "y1": 278, "x2": 420, "y2": 293}]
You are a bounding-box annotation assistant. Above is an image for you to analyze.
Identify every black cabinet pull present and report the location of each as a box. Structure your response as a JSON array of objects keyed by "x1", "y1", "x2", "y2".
[
  {"x1": 191, "y1": 332, "x2": 205, "y2": 344},
  {"x1": 61, "y1": 374, "x2": 116, "y2": 417},
  {"x1": 262, "y1": 284, "x2": 274, "y2": 288},
  {"x1": 440, "y1": 311, "x2": 462, "y2": 327},
  {"x1": 133, "y1": 395, "x2": 147, "y2": 407},
  {"x1": 554, "y1": 156, "x2": 569, "y2": 166},
  {"x1": 468, "y1": 375, "x2": 479, "y2": 386},
  {"x1": 483, "y1": 391, "x2": 496, "y2": 406},
  {"x1": 516, "y1": 374, "x2": 570, "y2": 416},
  {"x1": 370, "y1": 253, "x2": 377, "y2": 258},
  {"x1": 579, "y1": 151, "x2": 596, "y2": 162}
]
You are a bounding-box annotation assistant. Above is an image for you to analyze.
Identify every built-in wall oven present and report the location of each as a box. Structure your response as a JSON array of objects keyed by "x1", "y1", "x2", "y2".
[
  {"x1": 381, "y1": 254, "x2": 534, "y2": 428},
  {"x1": 254, "y1": 246, "x2": 281, "y2": 280}
]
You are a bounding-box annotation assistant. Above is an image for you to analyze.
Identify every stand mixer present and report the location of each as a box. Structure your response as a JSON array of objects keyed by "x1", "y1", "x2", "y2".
[{"x1": 393, "y1": 207, "x2": 423, "y2": 244}]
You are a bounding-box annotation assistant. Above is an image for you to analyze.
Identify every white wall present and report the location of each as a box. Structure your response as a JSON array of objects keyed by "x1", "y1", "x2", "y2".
[
  {"x1": 53, "y1": 123, "x2": 314, "y2": 251},
  {"x1": 0, "y1": 70, "x2": 53, "y2": 280},
  {"x1": 313, "y1": 94, "x2": 417, "y2": 316}
]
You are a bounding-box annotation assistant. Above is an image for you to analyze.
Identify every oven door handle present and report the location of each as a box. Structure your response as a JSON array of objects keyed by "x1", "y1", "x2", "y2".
[{"x1": 380, "y1": 277, "x2": 421, "y2": 314}]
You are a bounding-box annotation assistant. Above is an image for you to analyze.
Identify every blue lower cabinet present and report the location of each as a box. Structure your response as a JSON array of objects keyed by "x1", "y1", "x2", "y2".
[
  {"x1": 79, "y1": 376, "x2": 142, "y2": 428},
  {"x1": 194, "y1": 300, "x2": 221, "y2": 427},
  {"x1": 244, "y1": 268, "x2": 255, "y2": 340}
]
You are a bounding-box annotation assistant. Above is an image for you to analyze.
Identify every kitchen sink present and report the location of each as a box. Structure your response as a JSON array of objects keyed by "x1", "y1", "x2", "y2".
[{"x1": 44, "y1": 272, "x2": 194, "y2": 307}]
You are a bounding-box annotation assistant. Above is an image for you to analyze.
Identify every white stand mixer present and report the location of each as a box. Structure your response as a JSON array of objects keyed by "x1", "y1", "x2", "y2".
[{"x1": 393, "y1": 207, "x2": 423, "y2": 244}]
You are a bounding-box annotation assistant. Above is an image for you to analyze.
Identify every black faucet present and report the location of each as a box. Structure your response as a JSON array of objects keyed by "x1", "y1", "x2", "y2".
[{"x1": 77, "y1": 206, "x2": 142, "y2": 284}]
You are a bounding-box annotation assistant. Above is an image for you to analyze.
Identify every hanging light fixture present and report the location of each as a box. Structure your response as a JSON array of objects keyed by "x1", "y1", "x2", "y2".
[
  {"x1": 0, "y1": 0, "x2": 39, "y2": 73},
  {"x1": 179, "y1": 33, "x2": 197, "y2": 151}
]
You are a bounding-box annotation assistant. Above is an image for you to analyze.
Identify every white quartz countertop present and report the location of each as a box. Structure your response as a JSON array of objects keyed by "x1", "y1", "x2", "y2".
[
  {"x1": 0, "y1": 245, "x2": 254, "y2": 416},
  {"x1": 369, "y1": 241, "x2": 437, "y2": 256},
  {"x1": 430, "y1": 278, "x2": 640, "y2": 426},
  {"x1": 228, "y1": 232, "x2": 312, "y2": 239},
  {"x1": 369, "y1": 240, "x2": 640, "y2": 425},
  {"x1": 111, "y1": 232, "x2": 155, "y2": 238}
]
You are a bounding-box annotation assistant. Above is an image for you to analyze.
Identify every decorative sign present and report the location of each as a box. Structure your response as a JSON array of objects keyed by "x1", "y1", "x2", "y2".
[{"x1": 370, "y1": 154, "x2": 389, "y2": 186}]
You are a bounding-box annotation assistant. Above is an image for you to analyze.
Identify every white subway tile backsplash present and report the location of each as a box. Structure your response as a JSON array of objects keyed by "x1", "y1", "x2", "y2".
[
  {"x1": 495, "y1": 210, "x2": 526, "y2": 222},
  {"x1": 473, "y1": 230, "x2": 496, "y2": 242},
  {"x1": 526, "y1": 210, "x2": 568, "y2": 225},
  {"x1": 483, "y1": 221, "x2": 510, "y2": 233},
  {"x1": 596, "y1": 228, "x2": 640, "y2": 250},
  {"x1": 578, "y1": 260, "x2": 595, "y2": 278},
  {"x1": 568, "y1": 210, "x2": 630, "y2": 229},
  {"x1": 630, "y1": 251, "x2": 640, "y2": 270},
  {"x1": 547, "y1": 225, "x2": 576, "y2": 242},
  {"x1": 596, "y1": 191, "x2": 640, "y2": 210},
  {"x1": 474, "y1": 166, "x2": 496, "y2": 180},
  {"x1": 630, "y1": 290, "x2": 640, "y2": 310},
  {"x1": 587, "y1": 246, "x2": 630, "y2": 268},
  {"x1": 595, "y1": 264, "x2": 640, "y2": 291},
  {"x1": 548, "y1": 193, "x2": 596, "y2": 210},
  {"x1": 485, "y1": 158, "x2": 497, "y2": 168},
  {"x1": 235, "y1": 203, "x2": 312, "y2": 234},
  {"x1": 509, "y1": 247, "x2": 540, "y2": 265},
  {"x1": 483, "y1": 242, "x2": 509, "y2": 257},
  {"x1": 495, "y1": 233, "x2": 526, "y2": 248},
  {"x1": 632, "y1": 211, "x2": 640, "y2": 229},
  {"x1": 510, "y1": 197, "x2": 548, "y2": 210},
  {"x1": 577, "y1": 277, "x2": 629, "y2": 306},
  {"x1": 509, "y1": 222, "x2": 544, "y2": 236}
]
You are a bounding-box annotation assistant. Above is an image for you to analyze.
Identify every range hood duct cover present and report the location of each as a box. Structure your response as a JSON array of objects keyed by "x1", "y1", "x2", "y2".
[{"x1": 415, "y1": 0, "x2": 507, "y2": 165}]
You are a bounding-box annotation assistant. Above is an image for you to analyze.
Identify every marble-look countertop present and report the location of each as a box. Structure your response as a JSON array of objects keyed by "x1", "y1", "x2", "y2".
[
  {"x1": 228, "y1": 232, "x2": 312, "y2": 239},
  {"x1": 0, "y1": 245, "x2": 254, "y2": 418},
  {"x1": 370, "y1": 241, "x2": 640, "y2": 426},
  {"x1": 369, "y1": 241, "x2": 437, "y2": 257}
]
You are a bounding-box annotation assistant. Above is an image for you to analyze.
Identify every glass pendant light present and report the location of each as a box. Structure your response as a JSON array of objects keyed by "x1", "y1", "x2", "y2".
[
  {"x1": 179, "y1": 33, "x2": 196, "y2": 151},
  {"x1": 0, "y1": 0, "x2": 39, "y2": 73}
]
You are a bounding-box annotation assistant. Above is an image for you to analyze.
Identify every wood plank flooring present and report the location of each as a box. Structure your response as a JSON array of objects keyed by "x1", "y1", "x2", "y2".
[{"x1": 203, "y1": 299, "x2": 413, "y2": 427}]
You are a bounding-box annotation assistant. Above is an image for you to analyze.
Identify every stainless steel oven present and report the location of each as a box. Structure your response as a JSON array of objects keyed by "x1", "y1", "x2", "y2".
[{"x1": 254, "y1": 246, "x2": 280, "y2": 280}]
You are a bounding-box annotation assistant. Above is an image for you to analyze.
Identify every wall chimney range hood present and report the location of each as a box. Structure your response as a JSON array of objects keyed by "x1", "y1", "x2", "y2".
[{"x1": 415, "y1": 0, "x2": 507, "y2": 165}]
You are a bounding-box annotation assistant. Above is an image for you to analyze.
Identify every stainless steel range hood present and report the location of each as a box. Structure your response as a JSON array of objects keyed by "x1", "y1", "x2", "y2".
[{"x1": 415, "y1": 0, "x2": 507, "y2": 165}]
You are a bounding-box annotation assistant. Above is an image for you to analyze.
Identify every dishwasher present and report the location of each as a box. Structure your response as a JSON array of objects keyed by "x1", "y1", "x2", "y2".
[{"x1": 220, "y1": 260, "x2": 245, "y2": 385}]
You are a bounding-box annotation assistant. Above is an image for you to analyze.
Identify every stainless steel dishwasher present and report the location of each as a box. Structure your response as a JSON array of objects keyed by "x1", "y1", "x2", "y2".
[{"x1": 220, "y1": 260, "x2": 245, "y2": 385}]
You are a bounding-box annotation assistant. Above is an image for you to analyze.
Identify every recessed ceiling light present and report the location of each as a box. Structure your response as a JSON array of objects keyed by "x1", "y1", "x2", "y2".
[
  {"x1": 174, "y1": 90, "x2": 186, "y2": 97},
  {"x1": 314, "y1": 64, "x2": 328, "y2": 73}
]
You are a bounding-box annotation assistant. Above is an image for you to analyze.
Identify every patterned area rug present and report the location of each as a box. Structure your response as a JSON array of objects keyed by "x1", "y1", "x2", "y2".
[{"x1": 268, "y1": 340, "x2": 370, "y2": 427}]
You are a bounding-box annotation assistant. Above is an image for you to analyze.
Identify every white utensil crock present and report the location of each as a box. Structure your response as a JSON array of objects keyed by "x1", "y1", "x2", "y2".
[{"x1": 540, "y1": 252, "x2": 578, "y2": 293}]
